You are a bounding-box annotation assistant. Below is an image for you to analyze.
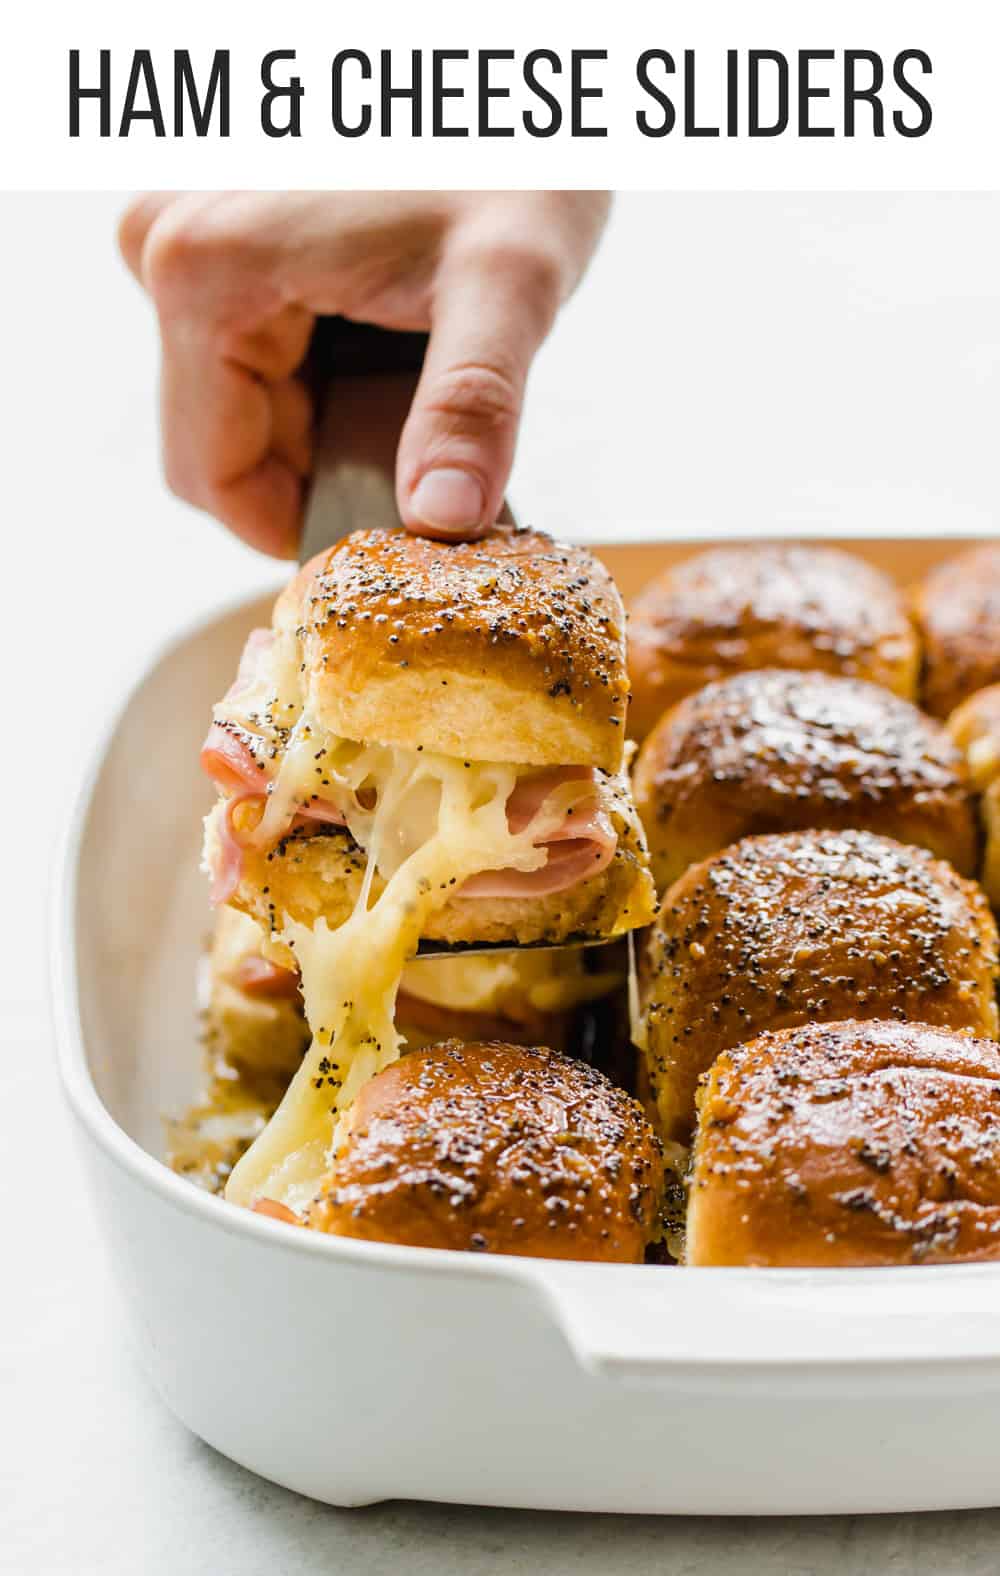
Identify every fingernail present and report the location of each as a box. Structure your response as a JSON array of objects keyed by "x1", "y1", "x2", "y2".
[{"x1": 410, "y1": 469, "x2": 485, "y2": 534}]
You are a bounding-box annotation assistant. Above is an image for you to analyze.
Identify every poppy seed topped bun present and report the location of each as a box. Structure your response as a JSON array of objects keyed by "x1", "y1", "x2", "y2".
[
  {"x1": 688, "y1": 1020, "x2": 1000, "y2": 1267},
  {"x1": 308, "y1": 1040, "x2": 664, "y2": 1261},
  {"x1": 634, "y1": 668, "x2": 977, "y2": 891},
  {"x1": 275, "y1": 525, "x2": 630, "y2": 772},
  {"x1": 627, "y1": 543, "x2": 919, "y2": 740},
  {"x1": 642, "y1": 828, "x2": 999, "y2": 1142},
  {"x1": 913, "y1": 543, "x2": 1000, "y2": 718}
]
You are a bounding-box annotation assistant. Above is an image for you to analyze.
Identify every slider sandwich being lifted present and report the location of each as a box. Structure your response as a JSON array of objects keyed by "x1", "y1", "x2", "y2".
[{"x1": 201, "y1": 525, "x2": 656, "y2": 1215}]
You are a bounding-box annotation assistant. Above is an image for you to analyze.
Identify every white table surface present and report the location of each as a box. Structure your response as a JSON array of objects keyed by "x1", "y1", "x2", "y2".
[{"x1": 4, "y1": 190, "x2": 1000, "y2": 1574}]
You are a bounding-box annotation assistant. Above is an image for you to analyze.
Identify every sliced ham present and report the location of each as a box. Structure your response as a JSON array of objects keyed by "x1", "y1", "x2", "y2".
[
  {"x1": 252, "y1": 1197, "x2": 302, "y2": 1225},
  {"x1": 202, "y1": 723, "x2": 350, "y2": 824},
  {"x1": 459, "y1": 827, "x2": 616, "y2": 898},
  {"x1": 504, "y1": 766, "x2": 595, "y2": 833},
  {"x1": 460, "y1": 768, "x2": 618, "y2": 899},
  {"x1": 208, "y1": 786, "x2": 349, "y2": 906},
  {"x1": 205, "y1": 744, "x2": 616, "y2": 906},
  {"x1": 203, "y1": 722, "x2": 350, "y2": 903},
  {"x1": 202, "y1": 627, "x2": 279, "y2": 790},
  {"x1": 292, "y1": 799, "x2": 352, "y2": 827},
  {"x1": 210, "y1": 793, "x2": 265, "y2": 905},
  {"x1": 231, "y1": 954, "x2": 301, "y2": 1000},
  {"x1": 228, "y1": 628, "x2": 275, "y2": 699},
  {"x1": 201, "y1": 723, "x2": 271, "y2": 796}
]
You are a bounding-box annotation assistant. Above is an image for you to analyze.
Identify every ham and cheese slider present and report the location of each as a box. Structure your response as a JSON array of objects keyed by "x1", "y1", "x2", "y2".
[
  {"x1": 627, "y1": 543, "x2": 919, "y2": 741},
  {"x1": 634, "y1": 668, "x2": 977, "y2": 892},
  {"x1": 202, "y1": 525, "x2": 655, "y2": 953},
  {"x1": 913, "y1": 543, "x2": 1000, "y2": 718},
  {"x1": 305, "y1": 1040, "x2": 664, "y2": 1261},
  {"x1": 200, "y1": 526, "x2": 655, "y2": 1214},
  {"x1": 689, "y1": 1021, "x2": 1000, "y2": 1267},
  {"x1": 642, "y1": 828, "x2": 999, "y2": 1144}
]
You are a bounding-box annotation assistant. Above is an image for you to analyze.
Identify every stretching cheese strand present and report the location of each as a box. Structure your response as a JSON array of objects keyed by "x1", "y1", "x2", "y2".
[{"x1": 225, "y1": 749, "x2": 577, "y2": 1212}]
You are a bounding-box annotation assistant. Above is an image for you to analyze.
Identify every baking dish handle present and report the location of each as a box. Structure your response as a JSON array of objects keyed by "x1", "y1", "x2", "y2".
[{"x1": 535, "y1": 1263, "x2": 1000, "y2": 1391}]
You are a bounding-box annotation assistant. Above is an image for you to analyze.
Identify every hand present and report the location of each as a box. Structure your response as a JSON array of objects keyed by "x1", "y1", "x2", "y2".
[{"x1": 119, "y1": 191, "x2": 610, "y2": 556}]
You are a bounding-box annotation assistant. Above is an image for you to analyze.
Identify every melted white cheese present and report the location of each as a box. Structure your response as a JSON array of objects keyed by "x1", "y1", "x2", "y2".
[
  {"x1": 215, "y1": 629, "x2": 303, "y2": 736},
  {"x1": 401, "y1": 950, "x2": 619, "y2": 1017},
  {"x1": 225, "y1": 747, "x2": 577, "y2": 1212},
  {"x1": 628, "y1": 931, "x2": 647, "y2": 1053}
]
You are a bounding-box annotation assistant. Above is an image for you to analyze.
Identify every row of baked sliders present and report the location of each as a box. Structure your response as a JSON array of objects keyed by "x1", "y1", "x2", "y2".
[{"x1": 171, "y1": 530, "x2": 1000, "y2": 1269}]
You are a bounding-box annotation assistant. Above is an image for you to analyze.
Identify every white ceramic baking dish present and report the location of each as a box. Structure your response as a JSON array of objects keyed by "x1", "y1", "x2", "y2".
[{"x1": 53, "y1": 535, "x2": 1000, "y2": 1516}]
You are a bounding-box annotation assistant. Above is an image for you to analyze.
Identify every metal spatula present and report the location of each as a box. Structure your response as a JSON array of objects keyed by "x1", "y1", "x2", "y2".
[
  {"x1": 297, "y1": 317, "x2": 602, "y2": 957},
  {"x1": 298, "y1": 316, "x2": 430, "y2": 565}
]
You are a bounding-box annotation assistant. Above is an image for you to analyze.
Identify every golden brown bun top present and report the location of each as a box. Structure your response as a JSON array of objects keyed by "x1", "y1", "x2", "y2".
[
  {"x1": 689, "y1": 1019, "x2": 1000, "y2": 1267},
  {"x1": 643, "y1": 828, "x2": 1000, "y2": 1141},
  {"x1": 640, "y1": 669, "x2": 967, "y2": 809},
  {"x1": 627, "y1": 543, "x2": 918, "y2": 739},
  {"x1": 634, "y1": 668, "x2": 977, "y2": 887},
  {"x1": 276, "y1": 525, "x2": 629, "y2": 770},
  {"x1": 914, "y1": 544, "x2": 1000, "y2": 718},
  {"x1": 309, "y1": 1040, "x2": 663, "y2": 1261}
]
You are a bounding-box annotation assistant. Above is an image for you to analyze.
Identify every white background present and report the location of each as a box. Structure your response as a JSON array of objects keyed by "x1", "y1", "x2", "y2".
[
  {"x1": 3, "y1": 190, "x2": 1000, "y2": 1571},
  {"x1": 3, "y1": 2, "x2": 1000, "y2": 189}
]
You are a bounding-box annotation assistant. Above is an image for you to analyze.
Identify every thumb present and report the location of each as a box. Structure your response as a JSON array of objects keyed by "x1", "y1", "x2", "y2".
[{"x1": 396, "y1": 250, "x2": 560, "y2": 540}]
